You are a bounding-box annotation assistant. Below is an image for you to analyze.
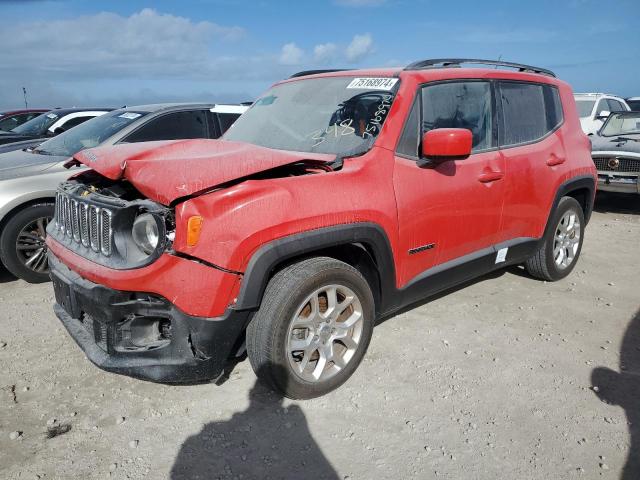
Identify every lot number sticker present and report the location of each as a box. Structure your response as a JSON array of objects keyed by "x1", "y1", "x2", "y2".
[{"x1": 346, "y1": 78, "x2": 398, "y2": 90}]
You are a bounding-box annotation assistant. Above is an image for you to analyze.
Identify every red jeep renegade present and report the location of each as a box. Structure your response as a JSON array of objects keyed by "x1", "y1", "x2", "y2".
[{"x1": 47, "y1": 59, "x2": 596, "y2": 399}]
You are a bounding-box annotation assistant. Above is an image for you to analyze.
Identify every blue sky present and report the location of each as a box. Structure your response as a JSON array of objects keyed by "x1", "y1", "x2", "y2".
[{"x1": 0, "y1": 0, "x2": 638, "y2": 109}]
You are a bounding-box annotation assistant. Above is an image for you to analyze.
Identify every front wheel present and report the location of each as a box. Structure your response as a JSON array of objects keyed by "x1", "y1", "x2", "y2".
[
  {"x1": 246, "y1": 257, "x2": 375, "y2": 399},
  {"x1": 0, "y1": 203, "x2": 54, "y2": 283},
  {"x1": 525, "y1": 196, "x2": 585, "y2": 281}
]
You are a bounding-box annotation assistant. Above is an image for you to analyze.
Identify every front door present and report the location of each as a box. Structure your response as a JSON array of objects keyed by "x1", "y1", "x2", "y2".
[{"x1": 393, "y1": 80, "x2": 505, "y2": 286}]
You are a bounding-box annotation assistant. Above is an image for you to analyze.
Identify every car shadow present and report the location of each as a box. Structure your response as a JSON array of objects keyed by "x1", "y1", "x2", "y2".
[
  {"x1": 591, "y1": 309, "x2": 640, "y2": 479},
  {"x1": 593, "y1": 192, "x2": 640, "y2": 215},
  {"x1": 0, "y1": 265, "x2": 17, "y2": 284},
  {"x1": 170, "y1": 364, "x2": 339, "y2": 480}
]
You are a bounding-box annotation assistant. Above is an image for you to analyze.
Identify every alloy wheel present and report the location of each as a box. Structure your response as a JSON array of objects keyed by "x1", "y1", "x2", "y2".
[
  {"x1": 15, "y1": 216, "x2": 51, "y2": 274},
  {"x1": 286, "y1": 284, "x2": 364, "y2": 383},
  {"x1": 553, "y1": 209, "x2": 581, "y2": 270}
]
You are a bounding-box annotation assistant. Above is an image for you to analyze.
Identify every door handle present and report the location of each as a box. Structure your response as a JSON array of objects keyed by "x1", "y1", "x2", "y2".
[
  {"x1": 478, "y1": 170, "x2": 504, "y2": 183},
  {"x1": 546, "y1": 154, "x2": 566, "y2": 166}
]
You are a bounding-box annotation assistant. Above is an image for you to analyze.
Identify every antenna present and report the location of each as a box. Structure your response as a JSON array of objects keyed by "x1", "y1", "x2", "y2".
[{"x1": 22, "y1": 87, "x2": 28, "y2": 109}]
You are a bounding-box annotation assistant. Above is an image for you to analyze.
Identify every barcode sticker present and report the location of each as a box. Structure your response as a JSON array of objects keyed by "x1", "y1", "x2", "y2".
[{"x1": 346, "y1": 78, "x2": 398, "y2": 90}]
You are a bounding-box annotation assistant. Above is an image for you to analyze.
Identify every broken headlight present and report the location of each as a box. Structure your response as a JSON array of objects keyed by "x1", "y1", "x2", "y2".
[{"x1": 132, "y1": 213, "x2": 160, "y2": 255}]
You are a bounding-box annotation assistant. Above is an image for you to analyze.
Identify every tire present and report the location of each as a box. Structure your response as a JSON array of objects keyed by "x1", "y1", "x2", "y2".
[
  {"x1": 525, "y1": 196, "x2": 585, "y2": 281},
  {"x1": 0, "y1": 203, "x2": 54, "y2": 283},
  {"x1": 246, "y1": 257, "x2": 375, "y2": 399}
]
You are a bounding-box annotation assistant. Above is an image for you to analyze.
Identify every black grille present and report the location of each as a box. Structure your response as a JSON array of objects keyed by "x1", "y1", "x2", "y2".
[
  {"x1": 593, "y1": 156, "x2": 640, "y2": 173},
  {"x1": 54, "y1": 191, "x2": 113, "y2": 256}
]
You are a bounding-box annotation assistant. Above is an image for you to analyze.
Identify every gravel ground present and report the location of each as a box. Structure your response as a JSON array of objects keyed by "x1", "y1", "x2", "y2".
[{"x1": 0, "y1": 192, "x2": 638, "y2": 480}]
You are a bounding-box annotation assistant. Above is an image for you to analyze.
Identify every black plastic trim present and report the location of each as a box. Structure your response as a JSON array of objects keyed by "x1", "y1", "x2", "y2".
[
  {"x1": 395, "y1": 237, "x2": 538, "y2": 311},
  {"x1": 49, "y1": 251, "x2": 250, "y2": 384},
  {"x1": 405, "y1": 58, "x2": 555, "y2": 77},
  {"x1": 547, "y1": 175, "x2": 596, "y2": 226},
  {"x1": 289, "y1": 69, "x2": 348, "y2": 78},
  {"x1": 233, "y1": 223, "x2": 397, "y2": 313}
]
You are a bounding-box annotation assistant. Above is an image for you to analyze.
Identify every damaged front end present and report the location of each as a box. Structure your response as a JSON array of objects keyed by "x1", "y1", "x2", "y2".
[
  {"x1": 49, "y1": 253, "x2": 249, "y2": 383},
  {"x1": 48, "y1": 173, "x2": 174, "y2": 269},
  {"x1": 46, "y1": 172, "x2": 249, "y2": 383}
]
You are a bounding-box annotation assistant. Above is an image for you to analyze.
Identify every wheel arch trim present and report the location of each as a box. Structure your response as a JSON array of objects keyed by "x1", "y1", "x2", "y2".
[
  {"x1": 233, "y1": 223, "x2": 397, "y2": 312},
  {"x1": 547, "y1": 175, "x2": 596, "y2": 230}
]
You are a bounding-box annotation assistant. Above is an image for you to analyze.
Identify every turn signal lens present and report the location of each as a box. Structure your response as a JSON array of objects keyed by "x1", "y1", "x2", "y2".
[{"x1": 186, "y1": 216, "x2": 203, "y2": 247}]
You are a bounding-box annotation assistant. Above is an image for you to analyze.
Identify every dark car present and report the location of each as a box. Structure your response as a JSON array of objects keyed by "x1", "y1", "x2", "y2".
[
  {"x1": 591, "y1": 111, "x2": 640, "y2": 194},
  {"x1": 626, "y1": 97, "x2": 640, "y2": 112},
  {"x1": 0, "y1": 108, "x2": 112, "y2": 152},
  {"x1": 0, "y1": 109, "x2": 49, "y2": 131},
  {"x1": 0, "y1": 102, "x2": 248, "y2": 283}
]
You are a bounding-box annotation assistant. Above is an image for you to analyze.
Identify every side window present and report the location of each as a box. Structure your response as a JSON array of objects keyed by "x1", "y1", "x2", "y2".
[
  {"x1": 498, "y1": 82, "x2": 548, "y2": 146},
  {"x1": 396, "y1": 94, "x2": 420, "y2": 158},
  {"x1": 595, "y1": 99, "x2": 610, "y2": 116},
  {"x1": 59, "y1": 115, "x2": 92, "y2": 131},
  {"x1": 0, "y1": 115, "x2": 19, "y2": 130},
  {"x1": 543, "y1": 85, "x2": 563, "y2": 131},
  {"x1": 421, "y1": 81, "x2": 494, "y2": 152},
  {"x1": 607, "y1": 99, "x2": 624, "y2": 112},
  {"x1": 217, "y1": 113, "x2": 240, "y2": 135},
  {"x1": 124, "y1": 110, "x2": 208, "y2": 143}
]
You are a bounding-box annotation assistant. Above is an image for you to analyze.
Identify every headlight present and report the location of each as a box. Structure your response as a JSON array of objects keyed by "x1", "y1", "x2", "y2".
[{"x1": 132, "y1": 213, "x2": 159, "y2": 255}]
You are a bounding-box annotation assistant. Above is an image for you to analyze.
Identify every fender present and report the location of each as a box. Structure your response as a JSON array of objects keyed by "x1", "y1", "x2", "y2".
[
  {"x1": 546, "y1": 174, "x2": 596, "y2": 232},
  {"x1": 233, "y1": 223, "x2": 397, "y2": 313}
]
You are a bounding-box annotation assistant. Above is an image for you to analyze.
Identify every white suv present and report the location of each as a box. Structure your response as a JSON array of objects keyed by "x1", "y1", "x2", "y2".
[{"x1": 574, "y1": 93, "x2": 630, "y2": 135}]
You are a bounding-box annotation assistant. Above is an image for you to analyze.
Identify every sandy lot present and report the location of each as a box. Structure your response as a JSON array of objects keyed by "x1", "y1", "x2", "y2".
[{"x1": 0, "y1": 192, "x2": 638, "y2": 480}]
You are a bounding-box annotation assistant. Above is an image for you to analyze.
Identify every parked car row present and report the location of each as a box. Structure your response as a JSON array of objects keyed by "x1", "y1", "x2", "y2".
[
  {"x1": 0, "y1": 102, "x2": 248, "y2": 282},
  {"x1": 0, "y1": 108, "x2": 113, "y2": 152}
]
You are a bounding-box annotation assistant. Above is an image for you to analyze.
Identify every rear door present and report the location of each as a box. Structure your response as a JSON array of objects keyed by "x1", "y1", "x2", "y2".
[
  {"x1": 393, "y1": 80, "x2": 505, "y2": 285},
  {"x1": 496, "y1": 81, "x2": 566, "y2": 242}
]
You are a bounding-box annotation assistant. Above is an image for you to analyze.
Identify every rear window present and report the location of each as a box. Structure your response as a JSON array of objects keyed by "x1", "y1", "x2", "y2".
[{"x1": 498, "y1": 82, "x2": 563, "y2": 147}]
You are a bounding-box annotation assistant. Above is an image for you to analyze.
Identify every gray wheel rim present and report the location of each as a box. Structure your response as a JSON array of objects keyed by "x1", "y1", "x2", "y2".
[
  {"x1": 16, "y1": 216, "x2": 51, "y2": 274},
  {"x1": 553, "y1": 209, "x2": 581, "y2": 270},
  {"x1": 286, "y1": 284, "x2": 364, "y2": 383}
]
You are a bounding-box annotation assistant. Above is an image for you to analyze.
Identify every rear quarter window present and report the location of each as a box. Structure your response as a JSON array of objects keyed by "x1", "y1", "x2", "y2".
[{"x1": 498, "y1": 82, "x2": 563, "y2": 147}]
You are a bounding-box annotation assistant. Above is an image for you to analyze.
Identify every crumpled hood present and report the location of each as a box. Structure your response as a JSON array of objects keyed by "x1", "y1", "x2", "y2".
[{"x1": 73, "y1": 139, "x2": 335, "y2": 205}]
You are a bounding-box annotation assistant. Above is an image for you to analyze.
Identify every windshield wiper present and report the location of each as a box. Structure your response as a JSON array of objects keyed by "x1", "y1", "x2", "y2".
[
  {"x1": 612, "y1": 136, "x2": 640, "y2": 143},
  {"x1": 33, "y1": 148, "x2": 55, "y2": 156}
]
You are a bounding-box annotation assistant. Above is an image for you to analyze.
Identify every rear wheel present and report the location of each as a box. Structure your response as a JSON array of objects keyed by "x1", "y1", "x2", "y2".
[
  {"x1": 0, "y1": 203, "x2": 54, "y2": 283},
  {"x1": 246, "y1": 257, "x2": 375, "y2": 399},
  {"x1": 525, "y1": 196, "x2": 584, "y2": 281}
]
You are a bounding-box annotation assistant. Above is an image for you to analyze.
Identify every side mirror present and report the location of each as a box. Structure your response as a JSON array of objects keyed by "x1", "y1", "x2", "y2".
[
  {"x1": 596, "y1": 110, "x2": 610, "y2": 121},
  {"x1": 51, "y1": 127, "x2": 66, "y2": 136},
  {"x1": 419, "y1": 128, "x2": 472, "y2": 166}
]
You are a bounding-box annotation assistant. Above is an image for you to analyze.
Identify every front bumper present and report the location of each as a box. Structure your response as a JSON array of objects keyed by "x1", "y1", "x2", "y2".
[
  {"x1": 597, "y1": 172, "x2": 640, "y2": 194},
  {"x1": 50, "y1": 252, "x2": 251, "y2": 383}
]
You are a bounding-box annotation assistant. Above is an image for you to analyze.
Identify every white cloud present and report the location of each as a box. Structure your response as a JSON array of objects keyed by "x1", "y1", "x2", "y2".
[
  {"x1": 313, "y1": 43, "x2": 338, "y2": 63},
  {"x1": 278, "y1": 42, "x2": 304, "y2": 65},
  {"x1": 345, "y1": 34, "x2": 374, "y2": 63},
  {"x1": 0, "y1": 9, "x2": 244, "y2": 79}
]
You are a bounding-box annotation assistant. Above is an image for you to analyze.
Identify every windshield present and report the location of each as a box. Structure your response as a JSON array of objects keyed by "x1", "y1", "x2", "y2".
[
  {"x1": 224, "y1": 76, "x2": 399, "y2": 156},
  {"x1": 576, "y1": 100, "x2": 595, "y2": 118},
  {"x1": 600, "y1": 112, "x2": 640, "y2": 137},
  {"x1": 11, "y1": 112, "x2": 58, "y2": 136},
  {"x1": 35, "y1": 110, "x2": 148, "y2": 157}
]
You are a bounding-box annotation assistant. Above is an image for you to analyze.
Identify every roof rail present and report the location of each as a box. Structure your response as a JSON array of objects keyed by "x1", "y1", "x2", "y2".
[
  {"x1": 289, "y1": 69, "x2": 348, "y2": 79},
  {"x1": 404, "y1": 58, "x2": 555, "y2": 77}
]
